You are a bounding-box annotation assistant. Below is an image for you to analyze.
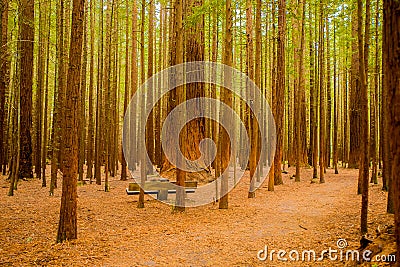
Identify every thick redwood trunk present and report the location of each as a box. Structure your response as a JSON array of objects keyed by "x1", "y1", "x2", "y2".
[
  {"x1": 18, "y1": 0, "x2": 34, "y2": 179},
  {"x1": 57, "y1": 0, "x2": 85, "y2": 243},
  {"x1": 383, "y1": 0, "x2": 399, "y2": 260}
]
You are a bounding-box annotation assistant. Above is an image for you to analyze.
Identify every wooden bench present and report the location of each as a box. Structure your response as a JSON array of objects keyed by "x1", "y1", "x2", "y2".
[{"x1": 126, "y1": 180, "x2": 198, "y2": 200}]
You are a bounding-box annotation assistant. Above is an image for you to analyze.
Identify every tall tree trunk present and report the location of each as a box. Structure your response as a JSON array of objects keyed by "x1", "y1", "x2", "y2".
[
  {"x1": 333, "y1": 21, "x2": 339, "y2": 175},
  {"x1": 246, "y1": 0, "x2": 255, "y2": 197},
  {"x1": 185, "y1": 0, "x2": 208, "y2": 182},
  {"x1": 18, "y1": 0, "x2": 34, "y2": 179},
  {"x1": 274, "y1": 0, "x2": 285, "y2": 186},
  {"x1": 318, "y1": 1, "x2": 325, "y2": 183},
  {"x1": 121, "y1": 0, "x2": 130, "y2": 181},
  {"x1": 219, "y1": 0, "x2": 233, "y2": 209},
  {"x1": 0, "y1": 0, "x2": 9, "y2": 176},
  {"x1": 383, "y1": 0, "x2": 400, "y2": 260},
  {"x1": 51, "y1": 0, "x2": 65, "y2": 194},
  {"x1": 145, "y1": 0, "x2": 155, "y2": 174},
  {"x1": 78, "y1": 0, "x2": 88, "y2": 182},
  {"x1": 358, "y1": 0, "x2": 370, "y2": 234},
  {"x1": 86, "y1": 0, "x2": 95, "y2": 181},
  {"x1": 295, "y1": 0, "x2": 305, "y2": 182},
  {"x1": 169, "y1": 0, "x2": 185, "y2": 212},
  {"x1": 137, "y1": 0, "x2": 146, "y2": 208},
  {"x1": 326, "y1": 16, "x2": 331, "y2": 170},
  {"x1": 382, "y1": 0, "x2": 394, "y2": 213},
  {"x1": 41, "y1": 0, "x2": 51, "y2": 187},
  {"x1": 34, "y1": 0, "x2": 46, "y2": 179},
  {"x1": 130, "y1": 0, "x2": 138, "y2": 172},
  {"x1": 370, "y1": 0, "x2": 379, "y2": 184},
  {"x1": 57, "y1": 0, "x2": 85, "y2": 243},
  {"x1": 349, "y1": 8, "x2": 361, "y2": 169},
  {"x1": 309, "y1": 3, "x2": 318, "y2": 179},
  {"x1": 8, "y1": 59, "x2": 20, "y2": 196},
  {"x1": 269, "y1": 0, "x2": 277, "y2": 190},
  {"x1": 94, "y1": 0, "x2": 104, "y2": 185}
]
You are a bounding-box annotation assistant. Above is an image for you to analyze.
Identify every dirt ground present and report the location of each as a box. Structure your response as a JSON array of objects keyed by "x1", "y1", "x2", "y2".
[{"x1": 0, "y1": 167, "x2": 395, "y2": 266}]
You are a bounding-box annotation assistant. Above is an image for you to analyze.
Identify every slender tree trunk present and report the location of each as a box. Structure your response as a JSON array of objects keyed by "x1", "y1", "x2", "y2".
[
  {"x1": 219, "y1": 0, "x2": 233, "y2": 209},
  {"x1": 383, "y1": 0, "x2": 400, "y2": 260},
  {"x1": 121, "y1": 0, "x2": 130, "y2": 181},
  {"x1": 382, "y1": 0, "x2": 393, "y2": 213},
  {"x1": 78, "y1": 1, "x2": 88, "y2": 182},
  {"x1": 246, "y1": 0, "x2": 256, "y2": 197},
  {"x1": 137, "y1": 0, "x2": 146, "y2": 208},
  {"x1": 34, "y1": 0, "x2": 45, "y2": 179},
  {"x1": 42, "y1": 0, "x2": 51, "y2": 187},
  {"x1": 129, "y1": 0, "x2": 138, "y2": 172},
  {"x1": 0, "y1": 0, "x2": 9, "y2": 176},
  {"x1": 370, "y1": 0, "x2": 379, "y2": 184},
  {"x1": 326, "y1": 16, "x2": 331, "y2": 170},
  {"x1": 349, "y1": 8, "x2": 361, "y2": 169},
  {"x1": 309, "y1": 4, "x2": 318, "y2": 179},
  {"x1": 57, "y1": 0, "x2": 85, "y2": 243},
  {"x1": 274, "y1": 0, "x2": 285, "y2": 186},
  {"x1": 8, "y1": 58, "x2": 20, "y2": 196},
  {"x1": 94, "y1": 0, "x2": 104, "y2": 185},
  {"x1": 86, "y1": 0, "x2": 95, "y2": 181},
  {"x1": 295, "y1": 0, "x2": 305, "y2": 182},
  {"x1": 175, "y1": 0, "x2": 186, "y2": 212},
  {"x1": 145, "y1": 0, "x2": 155, "y2": 175},
  {"x1": 18, "y1": 0, "x2": 34, "y2": 179},
  {"x1": 318, "y1": 2, "x2": 325, "y2": 183},
  {"x1": 333, "y1": 21, "x2": 339, "y2": 175},
  {"x1": 358, "y1": 0, "x2": 370, "y2": 234}
]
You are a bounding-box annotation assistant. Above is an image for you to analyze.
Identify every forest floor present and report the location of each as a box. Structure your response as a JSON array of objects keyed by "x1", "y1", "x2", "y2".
[{"x1": 0, "y1": 166, "x2": 396, "y2": 266}]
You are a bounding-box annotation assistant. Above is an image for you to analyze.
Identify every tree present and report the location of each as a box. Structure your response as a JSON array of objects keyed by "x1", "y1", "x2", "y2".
[
  {"x1": 121, "y1": 0, "x2": 130, "y2": 181},
  {"x1": 41, "y1": 0, "x2": 52, "y2": 187},
  {"x1": 357, "y1": 0, "x2": 369, "y2": 234},
  {"x1": 172, "y1": 0, "x2": 185, "y2": 212},
  {"x1": 0, "y1": 0, "x2": 9, "y2": 176},
  {"x1": 184, "y1": 0, "x2": 211, "y2": 184},
  {"x1": 18, "y1": 0, "x2": 34, "y2": 179},
  {"x1": 246, "y1": 0, "x2": 256, "y2": 197},
  {"x1": 86, "y1": 0, "x2": 96, "y2": 181},
  {"x1": 309, "y1": 2, "x2": 318, "y2": 180},
  {"x1": 50, "y1": 0, "x2": 66, "y2": 195},
  {"x1": 57, "y1": 0, "x2": 85, "y2": 243},
  {"x1": 369, "y1": 0, "x2": 379, "y2": 184},
  {"x1": 294, "y1": 0, "x2": 305, "y2": 182},
  {"x1": 383, "y1": 0, "x2": 400, "y2": 260},
  {"x1": 146, "y1": 0, "x2": 155, "y2": 173},
  {"x1": 318, "y1": 1, "x2": 325, "y2": 184},
  {"x1": 219, "y1": 0, "x2": 233, "y2": 209},
  {"x1": 137, "y1": 0, "x2": 146, "y2": 208},
  {"x1": 349, "y1": 6, "x2": 361, "y2": 169},
  {"x1": 333, "y1": 21, "x2": 339, "y2": 175},
  {"x1": 274, "y1": 0, "x2": 285, "y2": 186}
]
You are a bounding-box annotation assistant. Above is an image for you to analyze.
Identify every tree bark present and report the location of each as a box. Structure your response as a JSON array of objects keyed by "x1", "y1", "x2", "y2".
[
  {"x1": 274, "y1": 0, "x2": 285, "y2": 186},
  {"x1": 318, "y1": 2, "x2": 325, "y2": 183},
  {"x1": 349, "y1": 8, "x2": 361, "y2": 169},
  {"x1": 219, "y1": 0, "x2": 233, "y2": 209},
  {"x1": 57, "y1": 0, "x2": 85, "y2": 243},
  {"x1": 0, "y1": 0, "x2": 9, "y2": 175},
  {"x1": 383, "y1": 0, "x2": 400, "y2": 260},
  {"x1": 18, "y1": 0, "x2": 34, "y2": 179},
  {"x1": 358, "y1": 0, "x2": 370, "y2": 234}
]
